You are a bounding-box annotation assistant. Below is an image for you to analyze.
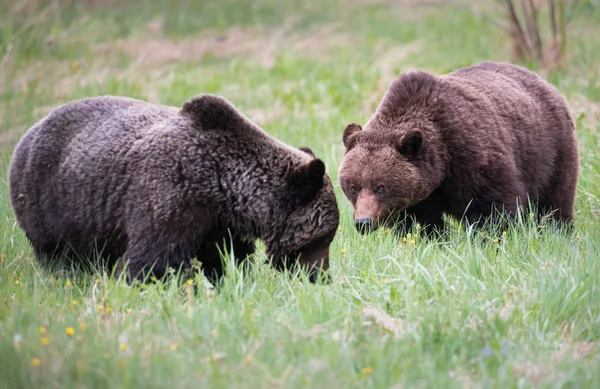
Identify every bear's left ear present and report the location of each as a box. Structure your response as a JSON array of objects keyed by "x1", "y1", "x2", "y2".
[
  {"x1": 299, "y1": 147, "x2": 316, "y2": 158},
  {"x1": 180, "y1": 94, "x2": 246, "y2": 131},
  {"x1": 343, "y1": 123, "x2": 362, "y2": 151},
  {"x1": 290, "y1": 159, "x2": 326, "y2": 202},
  {"x1": 395, "y1": 130, "x2": 423, "y2": 157}
]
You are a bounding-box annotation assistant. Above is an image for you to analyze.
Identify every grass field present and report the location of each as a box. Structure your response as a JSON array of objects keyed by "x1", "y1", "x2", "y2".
[{"x1": 1, "y1": 0, "x2": 600, "y2": 387}]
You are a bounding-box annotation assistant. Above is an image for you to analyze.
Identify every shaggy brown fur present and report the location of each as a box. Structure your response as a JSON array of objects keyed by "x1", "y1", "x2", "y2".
[
  {"x1": 9, "y1": 95, "x2": 339, "y2": 284},
  {"x1": 339, "y1": 61, "x2": 579, "y2": 235}
]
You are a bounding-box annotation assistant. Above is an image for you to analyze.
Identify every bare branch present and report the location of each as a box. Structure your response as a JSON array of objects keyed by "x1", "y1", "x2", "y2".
[
  {"x1": 505, "y1": 0, "x2": 533, "y2": 61},
  {"x1": 523, "y1": 0, "x2": 543, "y2": 61},
  {"x1": 558, "y1": 0, "x2": 567, "y2": 64},
  {"x1": 549, "y1": 0, "x2": 558, "y2": 38},
  {"x1": 549, "y1": 0, "x2": 559, "y2": 57}
]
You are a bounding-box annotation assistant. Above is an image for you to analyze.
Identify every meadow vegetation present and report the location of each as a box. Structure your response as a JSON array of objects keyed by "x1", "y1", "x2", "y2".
[{"x1": 1, "y1": 0, "x2": 599, "y2": 387}]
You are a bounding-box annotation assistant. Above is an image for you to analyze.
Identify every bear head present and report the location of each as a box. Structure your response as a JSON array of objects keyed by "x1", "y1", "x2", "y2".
[
  {"x1": 269, "y1": 151, "x2": 340, "y2": 283},
  {"x1": 338, "y1": 71, "x2": 448, "y2": 234},
  {"x1": 181, "y1": 94, "x2": 340, "y2": 282}
]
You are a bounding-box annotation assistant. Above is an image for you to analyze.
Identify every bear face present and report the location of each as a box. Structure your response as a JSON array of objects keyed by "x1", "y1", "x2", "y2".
[
  {"x1": 264, "y1": 155, "x2": 339, "y2": 281},
  {"x1": 270, "y1": 213, "x2": 338, "y2": 282},
  {"x1": 338, "y1": 122, "x2": 445, "y2": 234}
]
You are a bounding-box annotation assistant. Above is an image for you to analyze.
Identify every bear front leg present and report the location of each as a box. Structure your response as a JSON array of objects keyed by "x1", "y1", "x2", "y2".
[
  {"x1": 195, "y1": 231, "x2": 256, "y2": 287},
  {"x1": 463, "y1": 197, "x2": 517, "y2": 233},
  {"x1": 116, "y1": 237, "x2": 194, "y2": 284},
  {"x1": 401, "y1": 189, "x2": 445, "y2": 238},
  {"x1": 29, "y1": 238, "x2": 61, "y2": 265}
]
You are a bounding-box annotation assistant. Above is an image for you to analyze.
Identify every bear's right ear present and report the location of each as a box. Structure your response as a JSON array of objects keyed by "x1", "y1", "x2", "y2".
[
  {"x1": 180, "y1": 94, "x2": 246, "y2": 130},
  {"x1": 289, "y1": 159, "x2": 326, "y2": 203},
  {"x1": 395, "y1": 130, "x2": 423, "y2": 157},
  {"x1": 343, "y1": 123, "x2": 362, "y2": 151}
]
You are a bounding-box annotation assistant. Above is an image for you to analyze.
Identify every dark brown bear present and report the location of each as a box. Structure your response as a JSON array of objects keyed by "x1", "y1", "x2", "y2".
[
  {"x1": 338, "y1": 61, "x2": 579, "y2": 236},
  {"x1": 9, "y1": 94, "x2": 339, "y2": 284}
]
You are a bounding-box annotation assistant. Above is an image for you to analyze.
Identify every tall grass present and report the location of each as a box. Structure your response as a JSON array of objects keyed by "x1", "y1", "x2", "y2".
[{"x1": 1, "y1": 0, "x2": 599, "y2": 388}]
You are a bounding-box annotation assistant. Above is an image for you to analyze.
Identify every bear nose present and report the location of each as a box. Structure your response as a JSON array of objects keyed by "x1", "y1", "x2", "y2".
[{"x1": 355, "y1": 217, "x2": 374, "y2": 234}]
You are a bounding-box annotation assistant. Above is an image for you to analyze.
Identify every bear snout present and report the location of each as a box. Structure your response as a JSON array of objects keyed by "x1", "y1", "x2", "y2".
[
  {"x1": 354, "y1": 191, "x2": 383, "y2": 233},
  {"x1": 355, "y1": 217, "x2": 375, "y2": 234}
]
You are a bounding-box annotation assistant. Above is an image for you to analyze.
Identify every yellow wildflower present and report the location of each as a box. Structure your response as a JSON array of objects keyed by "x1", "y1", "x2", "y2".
[
  {"x1": 170, "y1": 344, "x2": 178, "y2": 351},
  {"x1": 107, "y1": 307, "x2": 112, "y2": 313},
  {"x1": 340, "y1": 248, "x2": 346, "y2": 255},
  {"x1": 95, "y1": 279, "x2": 101, "y2": 285},
  {"x1": 338, "y1": 226, "x2": 342, "y2": 231},
  {"x1": 119, "y1": 344, "x2": 128, "y2": 351},
  {"x1": 104, "y1": 353, "x2": 110, "y2": 359},
  {"x1": 65, "y1": 327, "x2": 75, "y2": 336},
  {"x1": 41, "y1": 337, "x2": 50, "y2": 346},
  {"x1": 71, "y1": 60, "x2": 79, "y2": 70},
  {"x1": 361, "y1": 366, "x2": 373, "y2": 376},
  {"x1": 14, "y1": 280, "x2": 20, "y2": 285},
  {"x1": 71, "y1": 300, "x2": 78, "y2": 307},
  {"x1": 97, "y1": 305, "x2": 104, "y2": 312},
  {"x1": 126, "y1": 308, "x2": 132, "y2": 315},
  {"x1": 402, "y1": 237, "x2": 407, "y2": 243},
  {"x1": 79, "y1": 322, "x2": 87, "y2": 331},
  {"x1": 245, "y1": 355, "x2": 253, "y2": 363},
  {"x1": 187, "y1": 279, "x2": 193, "y2": 286},
  {"x1": 410, "y1": 239, "x2": 416, "y2": 245},
  {"x1": 211, "y1": 329, "x2": 218, "y2": 337},
  {"x1": 31, "y1": 358, "x2": 41, "y2": 367},
  {"x1": 66, "y1": 279, "x2": 72, "y2": 287},
  {"x1": 39, "y1": 327, "x2": 47, "y2": 335},
  {"x1": 383, "y1": 229, "x2": 389, "y2": 235}
]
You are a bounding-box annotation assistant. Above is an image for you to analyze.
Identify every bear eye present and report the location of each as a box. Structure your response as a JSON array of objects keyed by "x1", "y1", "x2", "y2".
[
  {"x1": 375, "y1": 185, "x2": 385, "y2": 194},
  {"x1": 350, "y1": 185, "x2": 358, "y2": 195}
]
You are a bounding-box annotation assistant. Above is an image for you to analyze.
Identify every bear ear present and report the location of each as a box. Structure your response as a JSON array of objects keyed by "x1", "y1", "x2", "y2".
[
  {"x1": 343, "y1": 123, "x2": 362, "y2": 151},
  {"x1": 290, "y1": 159, "x2": 326, "y2": 202},
  {"x1": 395, "y1": 130, "x2": 423, "y2": 156},
  {"x1": 180, "y1": 94, "x2": 246, "y2": 130},
  {"x1": 299, "y1": 147, "x2": 316, "y2": 158}
]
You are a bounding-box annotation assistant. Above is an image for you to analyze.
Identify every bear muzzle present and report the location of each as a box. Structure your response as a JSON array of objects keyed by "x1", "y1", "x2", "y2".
[
  {"x1": 355, "y1": 217, "x2": 376, "y2": 234},
  {"x1": 353, "y1": 191, "x2": 384, "y2": 234}
]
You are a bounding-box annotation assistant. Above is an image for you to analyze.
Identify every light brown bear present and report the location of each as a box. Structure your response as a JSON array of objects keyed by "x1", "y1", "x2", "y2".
[{"x1": 338, "y1": 61, "x2": 579, "y2": 236}]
